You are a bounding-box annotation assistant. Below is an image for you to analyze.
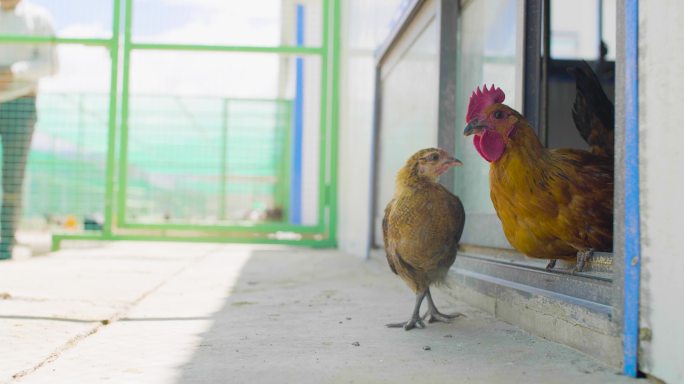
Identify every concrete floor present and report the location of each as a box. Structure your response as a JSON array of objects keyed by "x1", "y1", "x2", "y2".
[{"x1": 0, "y1": 242, "x2": 636, "y2": 383}]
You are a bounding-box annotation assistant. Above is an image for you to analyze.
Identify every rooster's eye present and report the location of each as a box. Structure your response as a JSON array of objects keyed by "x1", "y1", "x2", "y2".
[{"x1": 493, "y1": 111, "x2": 504, "y2": 119}]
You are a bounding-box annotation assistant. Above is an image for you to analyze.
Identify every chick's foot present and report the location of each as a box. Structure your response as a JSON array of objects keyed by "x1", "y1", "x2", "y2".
[
  {"x1": 422, "y1": 309, "x2": 464, "y2": 324},
  {"x1": 421, "y1": 288, "x2": 464, "y2": 324},
  {"x1": 386, "y1": 290, "x2": 427, "y2": 331},
  {"x1": 386, "y1": 317, "x2": 426, "y2": 331}
]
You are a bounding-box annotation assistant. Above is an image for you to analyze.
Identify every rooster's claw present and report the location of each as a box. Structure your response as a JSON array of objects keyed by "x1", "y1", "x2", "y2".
[
  {"x1": 545, "y1": 259, "x2": 557, "y2": 270},
  {"x1": 573, "y1": 249, "x2": 594, "y2": 273}
]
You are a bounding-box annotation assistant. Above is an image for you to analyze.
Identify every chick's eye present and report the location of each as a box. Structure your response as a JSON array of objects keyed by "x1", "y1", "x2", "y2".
[
  {"x1": 430, "y1": 153, "x2": 439, "y2": 161},
  {"x1": 493, "y1": 110, "x2": 504, "y2": 119}
]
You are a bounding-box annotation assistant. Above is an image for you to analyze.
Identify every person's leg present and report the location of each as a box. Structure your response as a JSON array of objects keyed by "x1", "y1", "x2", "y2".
[{"x1": 0, "y1": 97, "x2": 37, "y2": 259}]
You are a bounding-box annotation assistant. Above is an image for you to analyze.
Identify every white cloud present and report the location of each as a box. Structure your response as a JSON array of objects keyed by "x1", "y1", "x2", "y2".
[
  {"x1": 41, "y1": 44, "x2": 112, "y2": 94},
  {"x1": 59, "y1": 23, "x2": 112, "y2": 39},
  {"x1": 128, "y1": 51, "x2": 281, "y2": 98},
  {"x1": 44, "y1": 1, "x2": 295, "y2": 98},
  {"x1": 138, "y1": 0, "x2": 282, "y2": 46}
]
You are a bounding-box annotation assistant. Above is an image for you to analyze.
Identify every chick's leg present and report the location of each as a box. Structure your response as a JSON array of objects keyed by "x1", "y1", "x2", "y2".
[
  {"x1": 386, "y1": 290, "x2": 427, "y2": 330},
  {"x1": 422, "y1": 288, "x2": 464, "y2": 323}
]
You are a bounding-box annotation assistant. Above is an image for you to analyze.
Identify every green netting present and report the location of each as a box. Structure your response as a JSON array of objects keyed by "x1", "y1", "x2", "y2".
[
  {"x1": 24, "y1": 94, "x2": 108, "y2": 226},
  {"x1": 124, "y1": 96, "x2": 291, "y2": 223},
  {"x1": 22, "y1": 94, "x2": 291, "y2": 226}
]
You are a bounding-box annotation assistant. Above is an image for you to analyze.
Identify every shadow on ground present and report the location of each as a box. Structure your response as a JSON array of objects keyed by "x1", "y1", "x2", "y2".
[{"x1": 174, "y1": 249, "x2": 628, "y2": 384}]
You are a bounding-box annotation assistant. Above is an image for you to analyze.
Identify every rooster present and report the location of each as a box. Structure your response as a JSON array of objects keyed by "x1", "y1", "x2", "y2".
[
  {"x1": 383, "y1": 148, "x2": 465, "y2": 330},
  {"x1": 463, "y1": 79, "x2": 613, "y2": 272}
]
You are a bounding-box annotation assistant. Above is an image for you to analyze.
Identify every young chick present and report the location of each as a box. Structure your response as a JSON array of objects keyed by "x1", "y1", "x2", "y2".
[{"x1": 383, "y1": 148, "x2": 466, "y2": 330}]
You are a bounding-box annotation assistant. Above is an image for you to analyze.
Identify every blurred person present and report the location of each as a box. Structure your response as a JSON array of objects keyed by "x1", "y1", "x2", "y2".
[{"x1": 0, "y1": 0, "x2": 58, "y2": 259}]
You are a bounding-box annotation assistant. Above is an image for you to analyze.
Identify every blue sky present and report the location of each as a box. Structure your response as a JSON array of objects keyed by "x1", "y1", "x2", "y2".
[
  {"x1": 31, "y1": 0, "x2": 196, "y2": 38},
  {"x1": 28, "y1": 0, "x2": 313, "y2": 46}
]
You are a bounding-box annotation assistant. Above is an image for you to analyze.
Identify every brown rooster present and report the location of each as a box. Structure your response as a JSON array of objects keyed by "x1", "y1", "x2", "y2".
[
  {"x1": 383, "y1": 148, "x2": 465, "y2": 330},
  {"x1": 463, "y1": 82, "x2": 613, "y2": 272}
]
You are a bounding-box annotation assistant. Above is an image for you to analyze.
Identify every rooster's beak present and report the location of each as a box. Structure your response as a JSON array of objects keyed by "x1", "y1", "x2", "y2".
[{"x1": 464, "y1": 120, "x2": 486, "y2": 136}]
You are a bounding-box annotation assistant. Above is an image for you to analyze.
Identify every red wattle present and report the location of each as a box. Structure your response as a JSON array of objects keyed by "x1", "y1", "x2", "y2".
[
  {"x1": 473, "y1": 135, "x2": 487, "y2": 160},
  {"x1": 473, "y1": 130, "x2": 505, "y2": 162}
]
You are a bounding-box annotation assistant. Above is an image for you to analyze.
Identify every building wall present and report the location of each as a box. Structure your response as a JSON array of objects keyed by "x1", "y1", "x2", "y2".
[
  {"x1": 337, "y1": 0, "x2": 403, "y2": 256},
  {"x1": 639, "y1": 1, "x2": 684, "y2": 382}
]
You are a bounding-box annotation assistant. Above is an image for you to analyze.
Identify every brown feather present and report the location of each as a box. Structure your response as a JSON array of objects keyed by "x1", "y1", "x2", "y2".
[{"x1": 486, "y1": 110, "x2": 613, "y2": 260}]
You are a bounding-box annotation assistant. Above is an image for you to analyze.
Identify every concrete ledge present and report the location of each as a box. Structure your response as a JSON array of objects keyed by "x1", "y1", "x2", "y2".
[{"x1": 441, "y1": 265, "x2": 622, "y2": 369}]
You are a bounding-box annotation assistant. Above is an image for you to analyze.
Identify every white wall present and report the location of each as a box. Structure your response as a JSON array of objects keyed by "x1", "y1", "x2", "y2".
[
  {"x1": 639, "y1": 1, "x2": 684, "y2": 382},
  {"x1": 337, "y1": 0, "x2": 403, "y2": 256}
]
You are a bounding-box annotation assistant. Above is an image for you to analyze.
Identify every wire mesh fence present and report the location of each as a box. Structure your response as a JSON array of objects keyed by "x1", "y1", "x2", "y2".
[
  {"x1": 25, "y1": 93, "x2": 109, "y2": 230},
  {"x1": 123, "y1": 96, "x2": 292, "y2": 225},
  {"x1": 22, "y1": 93, "x2": 292, "y2": 231}
]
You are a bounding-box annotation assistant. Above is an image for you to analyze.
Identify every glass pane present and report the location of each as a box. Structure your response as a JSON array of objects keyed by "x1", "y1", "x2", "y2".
[
  {"x1": 454, "y1": 0, "x2": 517, "y2": 248},
  {"x1": 347, "y1": 0, "x2": 405, "y2": 50},
  {"x1": 547, "y1": 1, "x2": 615, "y2": 151},
  {"x1": 375, "y1": 16, "x2": 439, "y2": 244},
  {"x1": 550, "y1": 0, "x2": 615, "y2": 61},
  {"x1": 132, "y1": 0, "x2": 323, "y2": 47},
  {"x1": 125, "y1": 51, "x2": 321, "y2": 226},
  {"x1": 601, "y1": 0, "x2": 617, "y2": 61},
  {"x1": 550, "y1": 0, "x2": 600, "y2": 60}
]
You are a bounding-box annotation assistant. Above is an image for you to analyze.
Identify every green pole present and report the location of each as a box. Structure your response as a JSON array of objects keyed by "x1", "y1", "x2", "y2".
[
  {"x1": 316, "y1": 0, "x2": 330, "y2": 232},
  {"x1": 102, "y1": 0, "x2": 122, "y2": 237},
  {"x1": 328, "y1": 0, "x2": 341, "y2": 246},
  {"x1": 220, "y1": 99, "x2": 229, "y2": 221},
  {"x1": 77, "y1": 94, "x2": 84, "y2": 217},
  {"x1": 282, "y1": 101, "x2": 293, "y2": 222},
  {"x1": 116, "y1": 0, "x2": 133, "y2": 227}
]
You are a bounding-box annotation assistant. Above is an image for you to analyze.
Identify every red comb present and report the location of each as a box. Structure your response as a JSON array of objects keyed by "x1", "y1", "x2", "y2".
[{"x1": 466, "y1": 84, "x2": 506, "y2": 122}]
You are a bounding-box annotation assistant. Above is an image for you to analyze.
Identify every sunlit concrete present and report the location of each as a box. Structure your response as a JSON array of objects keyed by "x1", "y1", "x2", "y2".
[{"x1": 1, "y1": 243, "x2": 634, "y2": 383}]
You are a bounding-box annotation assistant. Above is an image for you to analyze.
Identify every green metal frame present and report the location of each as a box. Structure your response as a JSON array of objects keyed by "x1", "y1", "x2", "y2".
[{"x1": 4, "y1": 0, "x2": 339, "y2": 249}]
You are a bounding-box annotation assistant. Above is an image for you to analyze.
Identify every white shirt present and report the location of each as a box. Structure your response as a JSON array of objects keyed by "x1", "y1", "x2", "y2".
[{"x1": 0, "y1": 1, "x2": 58, "y2": 103}]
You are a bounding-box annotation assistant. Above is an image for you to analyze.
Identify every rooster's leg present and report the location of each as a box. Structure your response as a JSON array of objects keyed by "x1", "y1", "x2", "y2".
[
  {"x1": 573, "y1": 249, "x2": 594, "y2": 273},
  {"x1": 386, "y1": 290, "x2": 427, "y2": 330},
  {"x1": 545, "y1": 259, "x2": 557, "y2": 270},
  {"x1": 422, "y1": 288, "x2": 464, "y2": 323}
]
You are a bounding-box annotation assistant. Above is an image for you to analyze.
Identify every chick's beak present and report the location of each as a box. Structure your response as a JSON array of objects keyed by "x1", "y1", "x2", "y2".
[
  {"x1": 464, "y1": 119, "x2": 487, "y2": 136},
  {"x1": 445, "y1": 156, "x2": 463, "y2": 167}
]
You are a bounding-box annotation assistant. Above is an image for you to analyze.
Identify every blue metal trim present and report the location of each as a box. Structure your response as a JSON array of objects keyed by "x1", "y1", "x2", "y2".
[
  {"x1": 623, "y1": 0, "x2": 640, "y2": 377},
  {"x1": 291, "y1": 4, "x2": 305, "y2": 224}
]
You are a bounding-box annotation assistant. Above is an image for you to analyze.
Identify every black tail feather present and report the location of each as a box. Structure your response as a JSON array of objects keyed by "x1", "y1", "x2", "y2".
[{"x1": 568, "y1": 61, "x2": 615, "y2": 157}]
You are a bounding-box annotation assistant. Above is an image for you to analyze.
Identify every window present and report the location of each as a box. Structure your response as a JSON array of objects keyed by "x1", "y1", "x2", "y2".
[
  {"x1": 372, "y1": 0, "x2": 441, "y2": 246},
  {"x1": 546, "y1": 0, "x2": 616, "y2": 150},
  {"x1": 372, "y1": 0, "x2": 623, "y2": 367},
  {"x1": 454, "y1": 0, "x2": 619, "y2": 364},
  {"x1": 453, "y1": 0, "x2": 518, "y2": 249}
]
